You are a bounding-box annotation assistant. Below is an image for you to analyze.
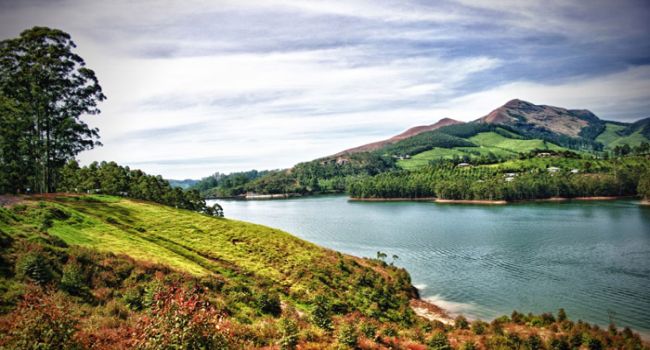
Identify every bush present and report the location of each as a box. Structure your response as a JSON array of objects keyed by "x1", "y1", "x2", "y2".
[
  {"x1": 427, "y1": 331, "x2": 452, "y2": 350},
  {"x1": 471, "y1": 320, "x2": 487, "y2": 335},
  {"x1": 461, "y1": 341, "x2": 477, "y2": 350},
  {"x1": 360, "y1": 321, "x2": 378, "y2": 339},
  {"x1": 526, "y1": 333, "x2": 544, "y2": 350},
  {"x1": 311, "y1": 295, "x2": 333, "y2": 331},
  {"x1": 337, "y1": 321, "x2": 358, "y2": 348},
  {"x1": 133, "y1": 286, "x2": 230, "y2": 349},
  {"x1": 0, "y1": 290, "x2": 79, "y2": 349},
  {"x1": 255, "y1": 292, "x2": 282, "y2": 316},
  {"x1": 278, "y1": 318, "x2": 299, "y2": 350},
  {"x1": 455, "y1": 315, "x2": 469, "y2": 329},
  {"x1": 16, "y1": 251, "x2": 54, "y2": 285},
  {"x1": 60, "y1": 260, "x2": 88, "y2": 296}
]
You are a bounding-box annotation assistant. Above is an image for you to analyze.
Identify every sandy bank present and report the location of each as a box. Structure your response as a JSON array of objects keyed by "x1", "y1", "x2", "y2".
[{"x1": 409, "y1": 299, "x2": 454, "y2": 325}]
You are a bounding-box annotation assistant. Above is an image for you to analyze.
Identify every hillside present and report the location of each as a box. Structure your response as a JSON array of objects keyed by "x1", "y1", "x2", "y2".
[
  {"x1": 337, "y1": 118, "x2": 464, "y2": 155},
  {"x1": 0, "y1": 194, "x2": 423, "y2": 348},
  {"x1": 476, "y1": 99, "x2": 603, "y2": 138}
]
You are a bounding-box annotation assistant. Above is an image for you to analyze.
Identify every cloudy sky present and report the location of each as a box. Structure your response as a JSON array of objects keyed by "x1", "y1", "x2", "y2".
[{"x1": 1, "y1": 0, "x2": 649, "y2": 179}]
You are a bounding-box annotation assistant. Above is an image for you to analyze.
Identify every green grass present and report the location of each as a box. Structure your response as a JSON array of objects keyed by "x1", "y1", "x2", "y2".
[
  {"x1": 605, "y1": 130, "x2": 648, "y2": 149},
  {"x1": 398, "y1": 132, "x2": 566, "y2": 170},
  {"x1": 468, "y1": 132, "x2": 565, "y2": 152},
  {"x1": 595, "y1": 123, "x2": 626, "y2": 147},
  {"x1": 596, "y1": 123, "x2": 649, "y2": 149},
  {"x1": 9, "y1": 196, "x2": 326, "y2": 286}
]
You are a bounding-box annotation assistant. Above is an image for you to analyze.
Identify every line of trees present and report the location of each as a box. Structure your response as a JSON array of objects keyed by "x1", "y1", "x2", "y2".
[
  {"x1": 58, "y1": 160, "x2": 223, "y2": 216},
  {"x1": 0, "y1": 27, "x2": 105, "y2": 194},
  {"x1": 192, "y1": 152, "x2": 395, "y2": 197},
  {"x1": 347, "y1": 157, "x2": 649, "y2": 201}
]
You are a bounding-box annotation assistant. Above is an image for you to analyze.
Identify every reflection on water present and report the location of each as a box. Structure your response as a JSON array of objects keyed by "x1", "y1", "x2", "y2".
[{"x1": 210, "y1": 196, "x2": 650, "y2": 333}]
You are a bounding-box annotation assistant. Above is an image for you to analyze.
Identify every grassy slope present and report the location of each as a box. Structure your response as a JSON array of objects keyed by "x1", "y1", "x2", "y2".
[
  {"x1": 596, "y1": 123, "x2": 649, "y2": 149},
  {"x1": 468, "y1": 132, "x2": 565, "y2": 152},
  {"x1": 398, "y1": 132, "x2": 566, "y2": 170},
  {"x1": 37, "y1": 196, "x2": 339, "y2": 288}
]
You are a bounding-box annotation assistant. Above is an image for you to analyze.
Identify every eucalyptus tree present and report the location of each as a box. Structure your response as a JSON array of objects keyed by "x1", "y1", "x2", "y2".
[{"x1": 0, "y1": 27, "x2": 105, "y2": 193}]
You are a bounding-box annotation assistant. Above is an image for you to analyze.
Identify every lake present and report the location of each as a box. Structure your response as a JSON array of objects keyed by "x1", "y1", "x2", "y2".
[{"x1": 209, "y1": 196, "x2": 650, "y2": 334}]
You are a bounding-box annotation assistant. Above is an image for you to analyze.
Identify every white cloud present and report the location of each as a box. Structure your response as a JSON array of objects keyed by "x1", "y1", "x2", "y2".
[{"x1": 1, "y1": 0, "x2": 648, "y2": 178}]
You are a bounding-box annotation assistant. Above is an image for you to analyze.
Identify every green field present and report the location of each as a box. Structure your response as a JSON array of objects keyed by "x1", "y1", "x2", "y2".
[
  {"x1": 468, "y1": 132, "x2": 565, "y2": 152},
  {"x1": 398, "y1": 132, "x2": 566, "y2": 170},
  {"x1": 2, "y1": 196, "x2": 335, "y2": 286},
  {"x1": 596, "y1": 123, "x2": 649, "y2": 149}
]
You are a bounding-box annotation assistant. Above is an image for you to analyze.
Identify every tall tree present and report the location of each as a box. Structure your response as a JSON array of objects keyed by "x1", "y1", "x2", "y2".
[{"x1": 0, "y1": 27, "x2": 105, "y2": 193}]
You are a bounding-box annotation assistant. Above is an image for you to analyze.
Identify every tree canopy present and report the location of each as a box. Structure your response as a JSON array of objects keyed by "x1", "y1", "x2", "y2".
[{"x1": 0, "y1": 26, "x2": 105, "y2": 193}]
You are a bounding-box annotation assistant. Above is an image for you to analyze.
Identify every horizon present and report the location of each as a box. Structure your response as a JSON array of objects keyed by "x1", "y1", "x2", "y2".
[{"x1": 1, "y1": 0, "x2": 649, "y2": 178}]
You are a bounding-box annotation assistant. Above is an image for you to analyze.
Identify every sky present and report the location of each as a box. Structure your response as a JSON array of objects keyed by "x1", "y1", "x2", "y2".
[{"x1": 1, "y1": 0, "x2": 649, "y2": 179}]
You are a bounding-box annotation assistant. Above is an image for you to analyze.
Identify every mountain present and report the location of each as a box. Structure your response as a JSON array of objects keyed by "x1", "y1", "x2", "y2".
[
  {"x1": 336, "y1": 117, "x2": 464, "y2": 155},
  {"x1": 338, "y1": 99, "x2": 649, "y2": 158},
  {"x1": 476, "y1": 99, "x2": 604, "y2": 139}
]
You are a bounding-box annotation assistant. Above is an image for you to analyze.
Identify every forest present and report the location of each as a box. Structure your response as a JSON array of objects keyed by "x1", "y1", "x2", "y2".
[{"x1": 347, "y1": 155, "x2": 650, "y2": 201}]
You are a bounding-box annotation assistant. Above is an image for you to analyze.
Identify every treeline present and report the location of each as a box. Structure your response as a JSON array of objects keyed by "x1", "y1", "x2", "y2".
[
  {"x1": 0, "y1": 27, "x2": 105, "y2": 194},
  {"x1": 58, "y1": 160, "x2": 223, "y2": 216},
  {"x1": 348, "y1": 157, "x2": 650, "y2": 201},
  {"x1": 377, "y1": 130, "x2": 476, "y2": 157},
  {"x1": 610, "y1": 142, "x2": 650, "y2": 157},
  {"x1": 193, "y1": 152, "x2": 395, "y2": 197}
]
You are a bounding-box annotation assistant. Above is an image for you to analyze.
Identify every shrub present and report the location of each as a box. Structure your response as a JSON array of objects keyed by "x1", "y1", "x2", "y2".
[
  {"x1": 133, "y1": 285, "x2": 230, "y2": 349},
  {"x1": 0, "y1": 289, "x2": 79, "y2": 349},
  {"x1": 360, "y1": 321, "x2": 378, "y2": 339},
  {"x1": 455, "y1": 315, "x2": 469, "y2": 330},
  {"x1": 60, "y1": 260, "x2": 88, "y2": 296},
  {"x1": 526, "y1": 333, "x2": 544, "y2": 350},
  {"x1": 278, "y1": 318, "x2": 299, "y2": 350},
  {"x1": 311, "y1": 295, "x2": 333, "y2": 331},
  {"x1": 337, "y1": 321, "x2": 359, "y2": 348},
  {"x1": 255, "y1": 292, "x2": 282, "y2": 316},
  {"x1": 427, "y1": 331, "x2": 452, "y2": 350},
  {"x1": 548, "y1": 336, "x2": 570, "y2": 350},
  {"x1": 557, "y1": 308, "x2": 567, "y2": 322},
  {"x1": 461, "y1": 341, "x2": 477, "y2": 350},
  {"x1": 16, "y1": 251, "x2": 54, "y2": 285},
  {"x1": 471, "y1": 320, "x2": 487, "y2": 335}
]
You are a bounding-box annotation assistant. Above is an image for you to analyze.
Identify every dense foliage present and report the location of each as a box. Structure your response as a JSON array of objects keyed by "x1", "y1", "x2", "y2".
[
  {"x1": 377, "y1": 131, "x2": 476, "y2": 157},
  {"x1": 57, "y1": 160, "x2": 222, "y2": 216},
  {"x1": 193, "y1": 153, "x2": 395, "y2": 197},
  {"x1": 348, "y1": 155, "x2": 650, "y2": 201},
  {"x1": 0, "y1": 27, "x2": 105, "y2": 194}
]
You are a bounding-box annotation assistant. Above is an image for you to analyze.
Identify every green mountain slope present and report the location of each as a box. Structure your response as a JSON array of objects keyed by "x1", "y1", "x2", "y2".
[
  {"x1": 397, "y1": 131, "x2": 569, "y2": 170},
  {"x1": 597, "y1": 120, "x2": 650, "y2": 149}
]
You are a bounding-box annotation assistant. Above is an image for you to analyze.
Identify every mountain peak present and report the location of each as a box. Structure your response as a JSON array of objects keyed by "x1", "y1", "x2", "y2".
[{"x1": 478, "y1": 100, "x2": 599, "y2": 137}]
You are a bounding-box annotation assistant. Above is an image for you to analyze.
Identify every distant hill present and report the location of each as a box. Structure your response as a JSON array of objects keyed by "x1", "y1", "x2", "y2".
[
  {"x1": 475, "y1": 99, "x2": 604, "y2": 139},
  {"x1": 337, "y1": 117, "x2": 464, "y2": 155},
  {"x1": 334, "y1": 99, "x2": 649, "y2": 164},
  {"x1": 167, "y1": 178, "x2": 199, "y2": 189}
]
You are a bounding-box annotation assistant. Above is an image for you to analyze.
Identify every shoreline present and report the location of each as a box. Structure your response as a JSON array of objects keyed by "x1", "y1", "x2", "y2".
[
  {"x1": 349, "y1": 195, "x2": 638, "y2": 205},
  {"x1": 409, "y1": 299, "x2": 454, "y2": 325},
  {"x1": 349, "y1": 197, "x2": 437, "y2": 202}
]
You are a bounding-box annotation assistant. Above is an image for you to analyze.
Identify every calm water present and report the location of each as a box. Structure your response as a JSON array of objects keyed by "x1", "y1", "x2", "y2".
[{"x1": 209, "y1": 196, "x2": 650, "y2": 334}]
